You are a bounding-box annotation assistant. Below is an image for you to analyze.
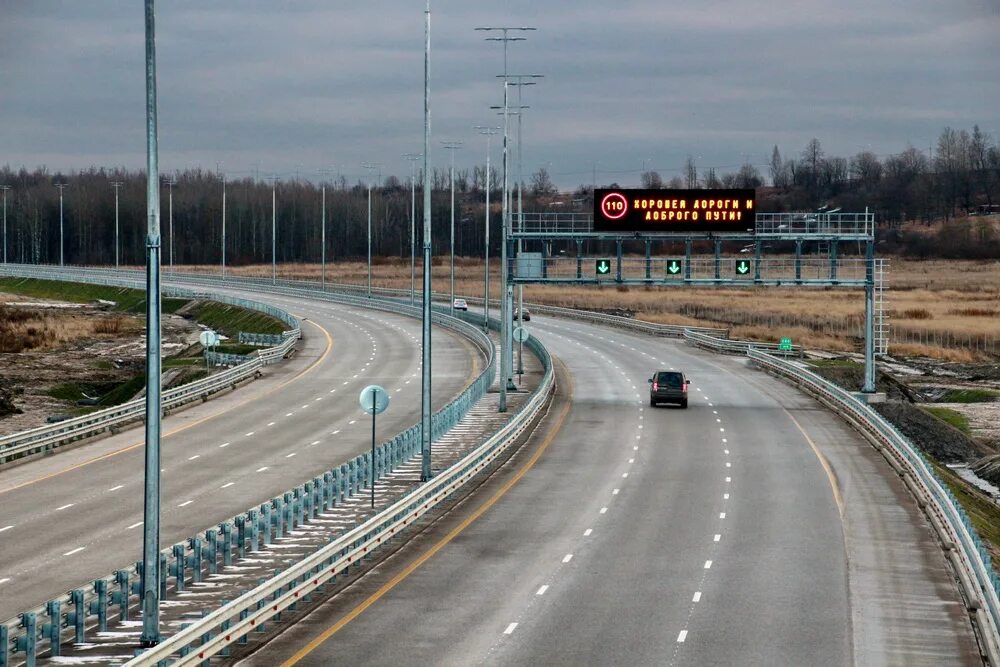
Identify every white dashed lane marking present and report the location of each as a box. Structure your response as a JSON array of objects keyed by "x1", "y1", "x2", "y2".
[
  {"x1": 63, "y1": 547, "x2": 85, "y2": 557},
  {"x1": 108, "y1": 485, "x2": 124, "y2": 492},
  {"x1": 562, "y1": 554, "x2": 573, "y2": 563},
  {"x1": 536, "y1": 585, "x2": 549, "y2": 596},
  {"x1": 504, "y1": 623, "x2": 518, "y2": 635}
]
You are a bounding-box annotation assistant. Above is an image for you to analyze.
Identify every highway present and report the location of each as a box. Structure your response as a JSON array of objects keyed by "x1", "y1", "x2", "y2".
[
  {"x1": 0, "y1": 285, "x2": 480, "y2": 620},
  {"x1": 245, "y1": 313, "x2": 981, "y2": 666}
]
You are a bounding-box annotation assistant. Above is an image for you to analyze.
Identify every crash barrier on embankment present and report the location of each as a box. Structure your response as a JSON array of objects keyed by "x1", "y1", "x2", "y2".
[
  {"x1": 0, "y1": 265, "x2": 300, "y2": 466},
  {"x1": 0, "y1": 266, "x2": 553, "y2": 667}
]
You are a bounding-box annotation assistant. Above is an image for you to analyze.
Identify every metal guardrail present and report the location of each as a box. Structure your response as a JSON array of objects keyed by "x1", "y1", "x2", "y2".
[
  {"x1": 0, "y1": 269, "x2": 504, "y2": 667},
  {"x1": 0, "y1": 266, "x2": 300, "y2": 465},
  {"x1": 683, "y1": 329, "x2": 801, "y2": 356},
  {"x1": 127, "y1": 328, "x2": 550, "y2": 666},
  {"x1": 747, "y1": 348, "x2": 1000, "y2": 663}
]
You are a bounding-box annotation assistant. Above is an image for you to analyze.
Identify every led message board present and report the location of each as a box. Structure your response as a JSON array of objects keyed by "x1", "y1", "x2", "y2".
[{"x1": 594, "y1": 188, "x2": 756, "y2": 233}]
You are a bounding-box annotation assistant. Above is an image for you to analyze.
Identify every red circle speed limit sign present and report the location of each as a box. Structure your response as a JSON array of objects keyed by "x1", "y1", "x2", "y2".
[{"x1": 600, "y1": 191, "x2": 628, "y2": 220}]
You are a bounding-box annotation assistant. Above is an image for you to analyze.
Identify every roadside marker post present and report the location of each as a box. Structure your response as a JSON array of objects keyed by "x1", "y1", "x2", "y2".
[{"x1": 359, "y1": 385, "x2": 389, "y2": 508}]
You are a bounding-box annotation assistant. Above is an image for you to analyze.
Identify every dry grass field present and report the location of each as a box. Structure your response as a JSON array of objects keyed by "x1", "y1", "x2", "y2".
[
  {"x1": 0, "y1": 294, "x2": 137, "y2": 353},
  {"x1": 181, "y1": 258, "x2": 1000, "y2": 361}
]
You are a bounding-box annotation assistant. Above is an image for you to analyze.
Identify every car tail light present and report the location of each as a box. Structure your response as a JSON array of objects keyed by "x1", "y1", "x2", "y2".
[
  {"x1": 652, "y1": 382, "x2": 658, "y2": 391},
  {"x1": 683, "y1": 382, "x2": 689, "y2": 391}
]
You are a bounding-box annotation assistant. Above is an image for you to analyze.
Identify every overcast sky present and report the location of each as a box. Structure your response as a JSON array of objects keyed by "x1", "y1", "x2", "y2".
[{"x1": 1, "y1": 0, "x2": 998, "y2": 188}]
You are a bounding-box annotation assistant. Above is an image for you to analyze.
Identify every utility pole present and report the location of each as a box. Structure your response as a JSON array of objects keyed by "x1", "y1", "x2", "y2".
[
  {"x1": 420, "y1": 0, "x2": 433, "y2": 482},
  {"x1": 474, "y1": 126, "x2": 500, "y2": 332},
  {"x1": 163, "y1": 177, "x2": 176, "y2": 272},
  {"x1": 403, "y1": 153, "x2": 422, "y2": 306},
  {"x1": 362, "y1": 163, "x2": 380, "y2": 298},
  {"x1": 318, "y1": 168, "x2": 335, "y2": 291},
  {"x1": 507, "y1": 75, "x2": 542, "y2": 378},
  {"x1": 441, "y1": 141, "x2": 463, "y2": 313},
  {"x1": 55, "y1": 183, "x2": 67, "y2": 266},
  {"x1": 1, "y1": 185, "x2": 10, "y2": 265},
  {"x1": 266, "y1": 175, "x2": 278, "y2": 285},
  {"x1": 477, "y1": 25, "x2": 535, "y2": 412},
  {"x1": 139, "y1": 0, "x2": 163, "y2": 646},
  {"x1": 221, "y1": 172, "x2": 226, "y2": 278},
  {"x1": 111, "y1": 181, "x2": 124, "y2": 267}
]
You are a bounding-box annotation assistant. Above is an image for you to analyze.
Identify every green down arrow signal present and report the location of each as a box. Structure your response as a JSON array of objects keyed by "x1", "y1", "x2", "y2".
[
  {"x1": 667, "y1": 260, "x2": 682, "y2": 275},
  {"x1": 596, "y1": 259, "x2": 612, "y2": 275},
  {"x1": 736, "y1": 260, "x2": 751, "y2": 275}
]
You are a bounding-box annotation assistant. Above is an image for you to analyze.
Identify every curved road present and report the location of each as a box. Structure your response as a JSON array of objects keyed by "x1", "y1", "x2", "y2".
[
  {"x1": 0, "y1": 284, "x2": 479, "y2": 620},
  {"x1": 246, "y1": 312, "x2": 981, "y2": 666}
]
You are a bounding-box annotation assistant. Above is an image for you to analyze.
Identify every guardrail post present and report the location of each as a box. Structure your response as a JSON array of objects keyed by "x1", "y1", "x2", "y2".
[
  {"x1": 235, "y1": 516, "x2": 247, "y2": 557},
  {"x1": 189, "y1": 537, "x2": 203, "y2": 583},
  {"x1": 172, "y1": 544, "x2": 186, "y2": 592},
  {"x1": 0, "y1": 624, "x2": 8, "y2": 667},
  {"x1": 295, "y1": 487, "x2": 305, "y2": 527},
  {"x1": 205, "y1": 529, "x2": 218, "y2": 574},
  {"x1": 44, "y1": 600, "x2": 60, "y2": 657},
  {"x1": 160, "y1": 552, "x2": 168, "y2": 600},
  {"x1": 348, "y1": 459, "x2": 357, "y2": 497},
  {"x1": 238, "y1": 590, "x2": 250, "y2": 644},
  {"x1": 281, "y1": 492, "x2": 293, "y2": 533},
  {"x1": 92, "y1": 579, "x2": 108, "y2": 632},
  {"x1": 260, "y1": 502, "x2": 273, "y2": 543},
  {"x1": 322, "y1": 473, "x2": 333, "y2": 511},
  {"x1": 69, "y1": 589, "x2": 85, "y2": 644},
  {"x1": 115, "y1": 570, "x2": 129, "y2": 621},
  {"x1": 220, "y1": 522, "x2": 234, "y2": 566},
  {"x1": 19, "y1": 611, "x2": 37, "y2": 666}
]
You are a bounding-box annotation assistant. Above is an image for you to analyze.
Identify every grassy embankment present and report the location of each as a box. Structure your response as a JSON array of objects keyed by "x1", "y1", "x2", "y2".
[{"x1": 0, "y1": 276, "x2": 287, "y2": 408}]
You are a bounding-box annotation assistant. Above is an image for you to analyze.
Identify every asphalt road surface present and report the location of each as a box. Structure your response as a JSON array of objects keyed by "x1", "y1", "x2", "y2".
[
  {"x1": 246, "y1": 313, "x2": 980, "y2": 667},
  {"x1": 0, "y1": 285, "x2": 478, "y2": 620}
]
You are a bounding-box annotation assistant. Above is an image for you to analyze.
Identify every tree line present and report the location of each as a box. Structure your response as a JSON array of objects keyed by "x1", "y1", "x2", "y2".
[{"x1": 1, "y1": 124, "x2": 997, "y2": 266}]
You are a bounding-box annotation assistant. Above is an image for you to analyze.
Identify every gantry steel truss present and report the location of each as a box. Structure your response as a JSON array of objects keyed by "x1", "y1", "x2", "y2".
[{"x1": 504, "y1": 211, "x2": 884, "y2": 394}]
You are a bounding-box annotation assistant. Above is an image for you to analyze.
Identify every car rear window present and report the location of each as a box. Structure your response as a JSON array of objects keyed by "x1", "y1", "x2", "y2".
[{"x1": 656, "y1": 372, "x2": 683, "y2": 387}]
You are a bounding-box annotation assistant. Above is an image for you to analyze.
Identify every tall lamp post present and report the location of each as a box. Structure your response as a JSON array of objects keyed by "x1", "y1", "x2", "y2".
[
  {"x1": 163, "y1": 177, "x2": 176, "y2": 272},
  {"x1": 361, "y1": 163, "x2": 380, "y2": 298},
  {"x1": 55, "y1": 183, "x2": 67, "y2": 266},
  {"x1": 139, "y1": 0, "x2": 163, "y2": 646},
  {"x1": 474, "y1": 126, "x2": 499, "y2": 332},
  {"x1": 111, "y1": 181, "x2": 124, "y2": 267},
  {"x1": 441, "y1": 141, "x2": 463, "y2": 313},
  {"x1": 1, "y1": 185, "x2": 10, "y2": 265},
  {"x1": 419, "y1": 0, "x2": 433, "y2": 482},
  {"x1": 403, "y1": 153, "x2": 422, "y2": 306},
  {"x1": 477, "y1": 25, "x2": 536, "y2": 412},
  {"x1": 220, "y1": 172, "x2": 226, "y2": 278},
  {"x1": 266, "y1": 175, "x2": 278, "y2": 285},
  {"x1": 507, "y1": 75, "x2": 543, "y2": 377}
]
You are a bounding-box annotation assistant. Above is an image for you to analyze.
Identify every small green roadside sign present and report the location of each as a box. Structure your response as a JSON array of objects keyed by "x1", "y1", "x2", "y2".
[
  {"x1": 596, "y1": 259, "x2": 612, "y2": 276},
  {"x1": 666, "y1": 259, "x2": 683, "y2": 276},
  {"x1": 736, "y1": 259, "x2": 752, "y2": 276},
  {"x1": 779, "y1": 337, "x2": 793, "y2": 351}
]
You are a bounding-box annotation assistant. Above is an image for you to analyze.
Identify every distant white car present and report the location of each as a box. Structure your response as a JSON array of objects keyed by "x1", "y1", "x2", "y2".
[{"x1": 453, "y1": 298, "x2": 468, "y2": 311}]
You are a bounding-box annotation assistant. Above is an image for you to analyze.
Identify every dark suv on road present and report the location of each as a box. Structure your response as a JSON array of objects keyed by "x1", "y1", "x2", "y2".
[{"x1": 648, "y1": 370, "x2": 689, "y2": 408}]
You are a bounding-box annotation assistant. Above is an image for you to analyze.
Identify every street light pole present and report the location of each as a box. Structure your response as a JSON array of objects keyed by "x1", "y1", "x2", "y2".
[
  {"x1": 55, "y1": 183, "x2": 67, "y2": 266},
  {"x1": 221, "y1": 173, "x2": 226, "y2": 278},
  {"x1": 441, "y1": 141, "x2": 463, "y2": 313},
  {"x1": 403, "y1": 153, "x2": 422, "y2": 306},
  {"x1": 362, "y1": 163, "x2": 379, "y2": 298},
  {"x1": 420, "y1": 0, "x2": 433, "y2": 481},
  {"x1": 321, "y1": 182, "x2": 326, "y2": 290},
  {"x1": 1, "y1": 185, "x2": 11, "y2": 265},
  {"x1": 477, "y1": 26, "x2": 535, "y2": 413},
  {"x1": 474, "y1": 126, "x2": 499, "y2": 332},
  {"x1": 111, "y1": 181, "x2": 123, "y2": 268},
  {"x1": 139, "y1": 0, "x2": 163, "y2": 646},
  {"x1": 163, "y1": 177, "x2": 176, "y2": 273},
  {"x1": 268, "y1": 175, "x2": 277, "y2": 285}
]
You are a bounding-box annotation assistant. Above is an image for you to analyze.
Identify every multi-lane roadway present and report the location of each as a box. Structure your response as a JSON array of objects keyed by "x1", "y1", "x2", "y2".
[
  {"x1": 244, "y1": 311, "x2": 981, "y2": 666},
  {"x1": 0, "y1": 285, "x2": 480, "y2": 620}
]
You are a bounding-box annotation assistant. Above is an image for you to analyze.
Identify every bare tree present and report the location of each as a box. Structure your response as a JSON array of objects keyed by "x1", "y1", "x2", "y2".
[
  {"x1": 530, "y1": 167, "x2": 557, "y2": 196},
  {"x1": 640, "y1": 170, "x2": 663, "y2": 188}
]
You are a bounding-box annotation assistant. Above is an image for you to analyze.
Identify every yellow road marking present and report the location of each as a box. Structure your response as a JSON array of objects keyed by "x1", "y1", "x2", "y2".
[
  {"x1": 281, "y1": 364, "x2": 573, "y2": 667},
  {"x1": 783, "y1": 408, "x2": 845, "y2": 517},
  {"x1": 0, "y1": 319, "x2": 333, "y2": 495}
]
